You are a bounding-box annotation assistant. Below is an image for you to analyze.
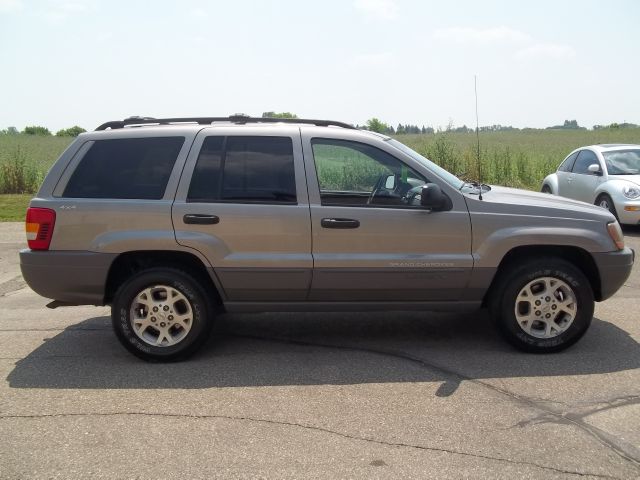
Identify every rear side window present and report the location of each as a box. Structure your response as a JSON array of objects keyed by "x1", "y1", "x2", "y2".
[
  {"x1": 63, "y1": 137, "x2": 184, "y2": 199},
  {"x1": 558, "y1": 152, "x2": 578, "y2": 172},
  {"x1": 188, "y1": 136, "x2": 296, "y2": 204}
]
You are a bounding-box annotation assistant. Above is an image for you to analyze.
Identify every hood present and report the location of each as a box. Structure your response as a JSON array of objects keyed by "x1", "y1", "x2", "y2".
[
  {"x1": 610, "y1": 174, "x2": 640, "y2": 186},
  {"x1": 465, "y1": 185, "x2": 615, "y2": 223}
]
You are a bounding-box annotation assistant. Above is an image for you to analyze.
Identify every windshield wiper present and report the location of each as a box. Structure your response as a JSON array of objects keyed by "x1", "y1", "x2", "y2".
[{"x1": 461, "y1": 181, "x2": 491, "y2": 192}]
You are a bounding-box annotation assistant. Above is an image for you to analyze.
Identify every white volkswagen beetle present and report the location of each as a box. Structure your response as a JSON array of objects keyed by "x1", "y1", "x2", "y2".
[{"x1": 541, "y1": 144, "x2": 640, "y2": 225}]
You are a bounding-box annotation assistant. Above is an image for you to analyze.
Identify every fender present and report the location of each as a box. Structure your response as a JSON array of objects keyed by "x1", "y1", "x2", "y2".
[
  {"x1": 541, "y1": 173, "x2": 559, "y2": 194},
  {"x1": 473, "y1": 225, "x2": 613, "y2": 269}
]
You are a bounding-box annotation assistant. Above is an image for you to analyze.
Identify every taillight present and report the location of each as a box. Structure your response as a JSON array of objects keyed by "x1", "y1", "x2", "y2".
[{"x1": 25, "y1": 207, "x2": 56, "y2": 250}]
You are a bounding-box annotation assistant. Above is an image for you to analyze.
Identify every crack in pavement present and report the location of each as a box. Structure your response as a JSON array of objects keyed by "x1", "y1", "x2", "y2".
[
  {"x1": 514, "y1": 395, "x2": 640, "y2": 464},
  {"x1": 0, "y1": 411, "x2": 622, "y2": 479},
  {"x1": 228, "y1": 333, "x2": 640, "y2": 471},
  {"x1": 3, "y1": 325, "x2": 637, "y2": 474}
]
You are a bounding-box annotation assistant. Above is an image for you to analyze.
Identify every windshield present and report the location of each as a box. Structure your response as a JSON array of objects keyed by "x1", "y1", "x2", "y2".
[
  {"x1": 386, "y1": 139, "x2": 465, "y2": 189},
  {"x1": 603, "y1": 149, "x2": 640, "y2": 175}
]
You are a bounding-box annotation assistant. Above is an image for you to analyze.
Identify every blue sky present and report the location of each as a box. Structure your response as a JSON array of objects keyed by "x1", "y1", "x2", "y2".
[{"x1": 1, "y1": 0, "x2": 638, "y2": 131}]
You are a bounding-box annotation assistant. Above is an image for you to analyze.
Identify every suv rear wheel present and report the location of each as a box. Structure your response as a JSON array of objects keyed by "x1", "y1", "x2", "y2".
[
  {"x1": 492, "y1": 258, "x2": 594, "y2": 353},
  {"x1": 111, "y1": 267, "x2": 214, "y2": 361}
]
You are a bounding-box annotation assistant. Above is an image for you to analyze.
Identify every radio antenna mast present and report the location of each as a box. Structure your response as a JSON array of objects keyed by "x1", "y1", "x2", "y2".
[{"x1": 474, "y1": 75, "x2": 483, "y2": 201}]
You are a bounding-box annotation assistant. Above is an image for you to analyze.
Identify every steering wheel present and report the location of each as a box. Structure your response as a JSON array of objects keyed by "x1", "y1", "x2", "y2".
[{"x1": 367, "y1": 174, "x2": 390, "y2": 205}]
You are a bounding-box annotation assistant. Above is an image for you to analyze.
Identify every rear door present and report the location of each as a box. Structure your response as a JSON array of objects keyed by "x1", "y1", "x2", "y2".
[
  {"x1": 301, "y1": 128, "x2": 473, "y2": 302},
  {"x1": 172, "y1": 126, "x2": 312, "y2": 302}
]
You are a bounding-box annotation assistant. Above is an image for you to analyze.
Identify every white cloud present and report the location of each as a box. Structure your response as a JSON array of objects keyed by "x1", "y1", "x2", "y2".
[
  {"x1": 354, "y1": 0, "x2": 398, "y2": 20},
  {"x1": 0, "y1": 0, "x2": 22, "y2": 13},
  {"x1": 433, "y1": 26, "x2": 531, "y2": 44},
  {"x1": 515, "y1": 43, "x2": 576, "y2": 61}
]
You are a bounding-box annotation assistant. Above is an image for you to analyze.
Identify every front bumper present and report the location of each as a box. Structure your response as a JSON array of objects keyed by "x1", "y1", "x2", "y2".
[
  {"x1": 592, "y1": 247, "x2": 635, "y2": 301},
  {"x1": 20, "y1": 250, "x2": 117, "y2": 305},
  {"x1": 616, "y1": 202, "x2": 640, "y2": 225}
]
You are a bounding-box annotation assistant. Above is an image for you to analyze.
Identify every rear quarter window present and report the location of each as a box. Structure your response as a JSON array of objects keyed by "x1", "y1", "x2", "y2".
[{"x1": 63, "y1": 137, "x2": 185, "y2": 199}]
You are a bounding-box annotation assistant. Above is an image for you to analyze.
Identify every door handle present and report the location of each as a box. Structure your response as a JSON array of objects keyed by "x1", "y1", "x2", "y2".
[
  {"x1": 183, "y1": 214, "x2": 220, "y2": 225},
  {"x1": 321, "y1": 218, "x2": 360, "y2": 229}
]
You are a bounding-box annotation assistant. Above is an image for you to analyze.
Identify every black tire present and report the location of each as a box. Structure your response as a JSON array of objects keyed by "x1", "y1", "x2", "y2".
[
  {"x1": 595, "y1": 194, "x2": 618, "y2": 220},
  {"x1": 111, "y1": 267, "x2": 214, "y2": 361},
  {"x1": 541, "y1": 185, "x2": 552, "y2": 194},
  {"x1": 491, "y1": 258, "x2": 594, "y2": 353}
]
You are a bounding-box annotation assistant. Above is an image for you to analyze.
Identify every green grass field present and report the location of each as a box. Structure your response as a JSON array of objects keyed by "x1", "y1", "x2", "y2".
[
  {"x1": 0, "y1": 194, "x2": 33, "y2": 221},
  {"x1": 1, "y1": 129, "x2": 639, "y2": 221}
]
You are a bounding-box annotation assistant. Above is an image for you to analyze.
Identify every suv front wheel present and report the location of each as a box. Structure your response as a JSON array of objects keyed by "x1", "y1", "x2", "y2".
[
  {"x1": 112, "y1": 267, "x2": 214, "y2": 361},
  {"x1": 492, "y1": 258, "x2": 594, "y2": 353}
]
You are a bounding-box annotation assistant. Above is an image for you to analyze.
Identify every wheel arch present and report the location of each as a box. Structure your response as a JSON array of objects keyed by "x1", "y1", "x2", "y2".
[
  {"x1": 484, "y1": 245, "x2": 603, "y2": 307},
  {"x1": 104, "y1": 250, "x2": 224, "y2": 307},
  {"x1": 541, "y1": 174, "x2": 558, "y2": 194}
]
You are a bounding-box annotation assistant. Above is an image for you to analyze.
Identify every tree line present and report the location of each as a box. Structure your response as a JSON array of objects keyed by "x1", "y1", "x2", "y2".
[
  {"x1": 1, "y1": 125, "x2": 87, "y2": 137},
  {"x1": 2, "y1": 114, "x2": 638, "y2": 137}
]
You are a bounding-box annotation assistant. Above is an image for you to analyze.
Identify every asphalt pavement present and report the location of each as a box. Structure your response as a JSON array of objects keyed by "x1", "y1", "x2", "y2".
[{"x1": 1, "y1": 222, "x2": 639, "y2": 479}]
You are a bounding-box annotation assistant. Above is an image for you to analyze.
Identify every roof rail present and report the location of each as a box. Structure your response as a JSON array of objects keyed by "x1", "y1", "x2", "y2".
[{"x1": 95, "y1": 115, "x2": 356, "y2": 131}]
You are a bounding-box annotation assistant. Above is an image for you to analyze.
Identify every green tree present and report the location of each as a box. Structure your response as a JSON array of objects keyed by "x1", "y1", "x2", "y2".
[
  {"x1": 261, "y1": 112, "x2": 298, "y2": 119},
  {"x1": 23, "y1": 125, "x2": 51, "y2": 135},
  {"x1": 56, "y1": 126, "x2": 87, "y2": 137},
  {"x1": 365, "y1": 118, "x2": 390, "y2": 133}
]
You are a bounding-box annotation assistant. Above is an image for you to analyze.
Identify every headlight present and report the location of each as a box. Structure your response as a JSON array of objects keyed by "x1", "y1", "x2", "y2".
[
  {"x1": 622, "y1": 184, "x2": 640, "y2": 199},
  {"x1": 607, "y1": 221, "x2": 625, "y2": 250}
]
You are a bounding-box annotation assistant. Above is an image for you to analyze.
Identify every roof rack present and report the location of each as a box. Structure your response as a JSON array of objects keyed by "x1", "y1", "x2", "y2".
[{"x1": 95, "y1": 115, "x2": 356, "y2": 131}]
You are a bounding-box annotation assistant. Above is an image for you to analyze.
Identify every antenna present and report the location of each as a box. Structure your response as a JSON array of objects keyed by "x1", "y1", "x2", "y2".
[{"x1": 474, "y1": 75, "x2": 483, "y2": 201}]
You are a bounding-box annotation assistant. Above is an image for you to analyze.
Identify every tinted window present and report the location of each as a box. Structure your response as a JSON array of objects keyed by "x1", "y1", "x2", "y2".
[
  {"x1": 187, "y1": 136, "x2": 224, "y2": 202},
  {"x1": 64, "y1": 137, "x2": 184, "y2": 199},
  {"x1": 187, "y1": 136, "x2": 296, "y2": 204},
  {"x1": 558, "y1": 152, "x2": 578, "y2": 172},
  {"x1": 311, "y1": 138, "x2": 427, "y2": 207},
  {"x1": 572, "y1": 150, "x2": 599, "y2": 174}
]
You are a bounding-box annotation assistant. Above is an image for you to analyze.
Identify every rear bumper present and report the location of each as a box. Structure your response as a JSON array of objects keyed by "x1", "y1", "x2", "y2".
[
  {"x1": 592, "y1": 247, "x2": 635, "y2": 301},
  {"x1": 20, "y1": 250, "x2": 116, "y2": 305}
]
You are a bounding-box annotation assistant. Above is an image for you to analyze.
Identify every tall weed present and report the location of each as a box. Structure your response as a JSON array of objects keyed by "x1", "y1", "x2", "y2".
[{"x1": 0, "y1": 147, "x2": 42, "y2": 194}]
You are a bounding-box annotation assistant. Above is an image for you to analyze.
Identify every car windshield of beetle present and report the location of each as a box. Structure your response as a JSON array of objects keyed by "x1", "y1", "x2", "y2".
[{"x1": 603, "y1": 149, "x2": 640, "y2": 175}]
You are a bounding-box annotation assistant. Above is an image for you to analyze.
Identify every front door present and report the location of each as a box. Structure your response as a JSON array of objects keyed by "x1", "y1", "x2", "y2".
[
  {"x1": 302, "y1": 132, "x2": 473, "y2": 302},
  {"x1": 567, "y1": 149, "x2": 601, "y2": 203},
  {"x1": 556, "y1": 151, "x2": 578, "y2": 197}
]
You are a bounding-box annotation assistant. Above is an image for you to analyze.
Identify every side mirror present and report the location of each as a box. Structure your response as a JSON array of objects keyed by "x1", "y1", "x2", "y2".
[
  {"x1": 420, "y1": 183, "x2": 452, "y2": 211},
  {"x1": 588, "y1": 164, "x2": 602, "y2": 176}
]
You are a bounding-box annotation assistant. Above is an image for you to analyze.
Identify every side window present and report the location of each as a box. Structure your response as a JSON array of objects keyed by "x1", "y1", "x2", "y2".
[
  {"x1": 558, "y1": 152, "x2": 578, "y2": 172},
  {"x1": 572, "y1": 150, "x2": 599, "y2": 174},
  {"x1": 311, "y1": 138, "x2": 427, "y2": 207},
  {"x1": 187, "y1": 136, "x2": 296, "y2": 204},
  {"x1": 187, "y1": 136, "x2": 224, "y2": 202},
  {"x1": 63, "y1": 137, "x2": 184, "y2": 199}
]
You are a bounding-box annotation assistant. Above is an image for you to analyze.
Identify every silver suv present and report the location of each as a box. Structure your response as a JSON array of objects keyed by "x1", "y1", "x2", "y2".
[{"x1": 20, "y1": 116, "x2": 634, "y2": 361}]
